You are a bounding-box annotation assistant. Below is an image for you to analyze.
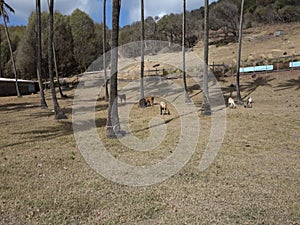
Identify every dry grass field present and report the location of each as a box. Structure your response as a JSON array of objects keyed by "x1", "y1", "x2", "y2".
[{"x1": 0, "y1": 69, "x2": 299, "y2": 224}]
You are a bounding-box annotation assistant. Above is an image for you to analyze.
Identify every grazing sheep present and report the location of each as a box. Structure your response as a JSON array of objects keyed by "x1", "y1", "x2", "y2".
[
  {"x1": 145, "y1": 96, "x2": 154, "y2": 106},
  {"x1": 160, "y1": 101, "x2": 170, "y2": 115},
  {"x1": 118, "y1": 94, "x2": 126, "y2": 104},
  {"x1": 228, "y1": 97, "x2": 236, "y2": 109},
  {"x1": 244, "y1": 96, "x2": 253, "y2": 108}
]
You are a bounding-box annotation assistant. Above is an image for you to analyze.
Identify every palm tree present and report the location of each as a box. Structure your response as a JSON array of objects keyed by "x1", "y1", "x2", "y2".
[
  {"x1": 201, "y1": 0, "x2": 211, "y2": 115},
  {"x1": 0, "y1": 0, "x2": 20, "y2": 97},
  {"x1": 36, "y1": 0, "x2": 48, "y2": 109},
  {"x1": 48, "y1": 0, "x2": 67, "y2": 119},
  {"x1": 53, "y1": 42, "x2": 67, "y2": 98},
  {"x1": 46, "y1": 0, "x2": 67, "y2": 99},
  {"x1": 103, "y1": 0, "x2": 109, "y2": 101},
  {"x1": 0, "y1": 28, "x2": 2, "y2": 78},
  {"x1": 140, "y1": 0, "x2": 145, "y2": 100},
  {"x1": 236, "y1": 0, "x2": 245, "y2": 104},
  {"x1": 182, "y1": 0, "x2": 191, "y2": 103},
  {"x1": 106, "y1": 0, "x2": 122, "y2": 138}
]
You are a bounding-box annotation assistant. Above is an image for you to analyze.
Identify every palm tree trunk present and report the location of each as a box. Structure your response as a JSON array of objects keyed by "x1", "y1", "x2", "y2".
[
  {"x1": 53, "y1": 43, "x2": 67, "y2": 98},
  {"x1": 36, "y1": 0, "x2": 48, "y2": 108},
  {"x1": 182, "y1": 0, "x2": 191, "y2": 103},
  {"x1": 140, "y1": 0, "x2": 145, "y2": 100},
  {"x1": 106, "y1": 0, "x2": 122, "y2": 138},
  {"x1": 0, "y1": 30, "x2": 2, "y2": 78},
  {"x1": 46, "y1": 0, "x2": 66, "y2": 99},
  {"x1": 236, "y1": 0, "x2": 245, "y2": 104},
  {"x1": 201, "y1": 0, "x2": 211, "y2": 115},
  {"x1": 48, "y1": 0, "x2": 67, "y2": 119},
  {"x1": 103, "y1": 0, "x2": 109, "y2": 101},
  {"x1": 1, "y1": 10, "x2": 20, "y2": 97}
]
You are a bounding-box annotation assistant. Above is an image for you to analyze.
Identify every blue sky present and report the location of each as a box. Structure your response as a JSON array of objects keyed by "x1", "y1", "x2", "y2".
[{"x1": 6, "y1": 0, "x2": 214, "y2": 27}]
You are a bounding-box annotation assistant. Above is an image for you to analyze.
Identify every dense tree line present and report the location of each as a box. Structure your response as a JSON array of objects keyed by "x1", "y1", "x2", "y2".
[
  {"x1": 209, "y1": 0, "x2": 300, "y2": 40},
  {"x1": 0, "y1": 0, "x2": 299, "y2": 80},
  {"x1": 0, "y1": 9, "x2": 106, "y2": 80}
]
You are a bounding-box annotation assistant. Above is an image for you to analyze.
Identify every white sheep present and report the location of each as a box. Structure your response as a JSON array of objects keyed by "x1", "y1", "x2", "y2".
[
  {"x1": 247, "y1": 96, "x2": 253, "y2": 108},
  {"x1": 228, "y1": 97, "x2": 236, "y2": 109},
  {"x1": 244, "y1": 96, "x2": 253, "y2": 108}
]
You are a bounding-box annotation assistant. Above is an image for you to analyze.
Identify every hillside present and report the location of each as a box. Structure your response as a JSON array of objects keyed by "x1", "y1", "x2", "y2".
[
  {"x1": 194, "y1": 22, "x2": 300, "y2": 66},
  {"x1": 114, "y1": 22, "x2": 300, "y2": 79}
]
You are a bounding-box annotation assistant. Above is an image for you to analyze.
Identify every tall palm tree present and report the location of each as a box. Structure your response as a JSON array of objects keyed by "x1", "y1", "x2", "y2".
[
  {"x1": 0, "y1": 0, "x2": 20, "y2": 97},
  {"x1": 236, "y1": 0, "x2": 245, "y2": 104},
  {"x1": 46, "y1": 0, "x2": 67, "y2": 99},
  {"x1": 182, "y1": 0, "x2": 191, "y2": 103},
  {"x1": 140, "y1": 0, "x2": 145, "y2": 100},
  {"x1": 106, "y1": 0, "x2": 122, "y2": 138},
  {"x1": 53, "y1": 42, "x2": 67, "y2": 98},
  {"x1": 36, "y1": 0, "x2": 48, "y2": 109},
  {"x1": 201, "y1": 0, "x2": 212, "y2": 115},
  {"x1": 103, "y1": 0, "x2": 109, "y2": 101},
  {"x1": 48, "y1": 0, "x2": 67, "y2": 119},
  {"x1": 0, "y1": 28, "x2": 2, "y2": 78}
]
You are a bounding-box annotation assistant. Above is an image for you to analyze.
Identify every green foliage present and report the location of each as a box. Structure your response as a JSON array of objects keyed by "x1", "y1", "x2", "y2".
[
  {"x1": 210, "y1": 1, "x2": 239, "y2": 38},
  {"x1": 13, "y1": 9, "x2": 101, "y2": 79},
  {"x1": 69, "y1": 9, "x2": 98, "y2": 72},
  {"x1": 15, "y1": 13, "x2": 37, "y2": 80},
  {"x1": 53, "y1": 13, "x2": 77, "y2": 76}
]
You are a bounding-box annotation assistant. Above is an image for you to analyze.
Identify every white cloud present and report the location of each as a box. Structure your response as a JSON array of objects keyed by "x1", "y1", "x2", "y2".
[
  {"x1": 7, "y1": 0, "x2": 101, "y2": 25},
  {"x1": 122, "y1": 0, "x2": 207, "y2": 24},
  {"x1": 6, "y1": 0, "x2": 214, "y2": 26}
]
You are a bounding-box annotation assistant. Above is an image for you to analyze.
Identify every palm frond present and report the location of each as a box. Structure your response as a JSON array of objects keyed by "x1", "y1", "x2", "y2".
[
  {"x1": 0, "y1": 1, "x2": 15, "y2": 23},
  {"x1": 4, "y1": 2, "x2": 15, "y2": 14}
]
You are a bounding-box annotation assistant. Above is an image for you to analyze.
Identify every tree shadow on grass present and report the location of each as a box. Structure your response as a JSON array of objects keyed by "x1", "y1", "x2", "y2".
[
  {"x1": 274, "y1": 77, "x2": 300, "y2": 91},
  {"x1": 222, "y1": 76, "x2": 275, "y2": 100},
  {"x1": 0, "y1": 102, "x2": 40, "y2": 112},
  {"x1": 7, "y1": 117, "x2": 107, "y2": 148},
  {"x1": 127, "y1": 116, "x2": 176, "y2": 135},
  {"x1": 241, "y1": 76, "x2": 275, "y2": 99}
]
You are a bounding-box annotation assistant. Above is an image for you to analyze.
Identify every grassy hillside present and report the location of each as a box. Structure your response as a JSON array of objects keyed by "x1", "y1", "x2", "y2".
[{"x1": 194, "y1": 22, "x2": 300, "y2": 66}]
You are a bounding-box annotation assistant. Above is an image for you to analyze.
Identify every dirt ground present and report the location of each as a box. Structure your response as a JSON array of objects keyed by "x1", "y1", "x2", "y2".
[{"x1": 0, "y1": 70, "x2": 299, "y2": 224}]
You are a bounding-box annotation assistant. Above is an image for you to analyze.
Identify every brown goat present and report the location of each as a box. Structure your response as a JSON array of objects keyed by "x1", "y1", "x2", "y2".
[
  {"x1": 118, "y1": 94, "x2": 126, "y2": 104},
  {"x1": 145, "y1": 96, "x2": 154, "y2": 106}
]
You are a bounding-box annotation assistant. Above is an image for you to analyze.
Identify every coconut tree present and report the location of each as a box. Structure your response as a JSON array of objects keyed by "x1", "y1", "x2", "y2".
[
  {"x1": 182, "y1": 0, "x2": 191, "y2": 103},
  {"x1": 103, "y1": 0, "x2": 109, "y2": 101},
  {"x1": 236, "y1": 0, "x2": 245, "y2": 104},
  {"x1": 46, "y1": 0, "x2": 67, "y2": 99},
  {"x1": 0, "y1": 29, "x2": 2, "y2": 78},
  {"x1": 53, "y1": 42, "x2": 67, "y2": 98},
  {"x1": 36, "y1": 0, "x2": 48, "y2": 108},
  {"x1": 106, "y1": 0, "x2": 122, "y2": 138},
  {"x1": 201, "y1": 0, "x2": 212, "y2": 115},
  {"x1": 140, "y1": 0, "x2": 145, "y2": 100},
  {"x1": 0, "y1": 0, "x2": 20, "y2": 97},
  {"x1": 48, "y1": 0, "x2": 67, "y2": 119}
]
